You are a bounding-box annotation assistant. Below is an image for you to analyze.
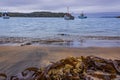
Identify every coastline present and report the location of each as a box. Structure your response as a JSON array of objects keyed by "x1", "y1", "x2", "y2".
[{"x1": 0, "y1": 46, "x2": 120, "y2": 77}]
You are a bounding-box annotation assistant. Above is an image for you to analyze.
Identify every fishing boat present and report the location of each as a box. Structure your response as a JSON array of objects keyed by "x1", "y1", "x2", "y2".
[
  {"x1": 64, "y1": 13, "x2": 74, "y2": 20},
  {"x1": 78, "y1": 12, "x2": 87, "y2": 19},
  {"x1": 64, "y1": 7, "x2": 74, "y2": 20},
  {"x1": 2, "y1": 12, "x2": 10, "y2": 19}
]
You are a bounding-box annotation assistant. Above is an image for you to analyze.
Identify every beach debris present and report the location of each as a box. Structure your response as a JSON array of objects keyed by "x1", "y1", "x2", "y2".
[
  {"x1": 10, "y1": 67, "x2": 39, "y2": 80},
  {"x1": 0, "y1": 73, "x2": 7, "y2": 80},
  {"x1": 0, "y1": 56, "x2": 120, "y2": 80}
]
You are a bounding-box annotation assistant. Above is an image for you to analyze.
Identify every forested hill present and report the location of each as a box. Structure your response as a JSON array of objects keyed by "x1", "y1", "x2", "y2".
[
  {"x1": 0, "y1": 12, "x2": 65, "y2": 17},
  {"x1": 0, "y1": 11, "x2": 119, "y2": 18}
]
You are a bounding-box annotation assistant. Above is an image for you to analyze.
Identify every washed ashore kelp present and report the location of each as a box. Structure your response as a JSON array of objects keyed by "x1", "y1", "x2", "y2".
[{"x1": 0, "y1": 56, "x2": 120, "y2": 80}]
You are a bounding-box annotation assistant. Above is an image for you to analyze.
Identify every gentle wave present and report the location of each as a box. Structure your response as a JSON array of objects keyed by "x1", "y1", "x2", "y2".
[{"x1": 0, "y1": 36, "x2": 120, "y2": 47}]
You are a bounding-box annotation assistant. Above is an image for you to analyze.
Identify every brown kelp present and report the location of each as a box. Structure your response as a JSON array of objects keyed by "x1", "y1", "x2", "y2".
[{"x1": 0, "y1": 56, "x2": 120, "y2": 80}]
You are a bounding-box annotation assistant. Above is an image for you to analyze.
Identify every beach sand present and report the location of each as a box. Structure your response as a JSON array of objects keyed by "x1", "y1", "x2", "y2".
[{"x1": 0, "y1": 46, "x2": 120, "y2": 76}]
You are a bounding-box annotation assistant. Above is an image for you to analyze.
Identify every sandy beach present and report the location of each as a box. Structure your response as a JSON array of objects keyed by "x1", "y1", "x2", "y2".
[{"x1": 0, "y1": 46, "x2": 120, "y2": 77}]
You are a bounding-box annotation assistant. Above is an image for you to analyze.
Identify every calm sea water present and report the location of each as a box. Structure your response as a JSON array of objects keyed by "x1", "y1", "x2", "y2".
[
  {"x1": 0, "y1": 17, "x2": 120, "y2": 38},
  {"x1": 0, "y1": 17, "x2": 120, "y2": 47}
]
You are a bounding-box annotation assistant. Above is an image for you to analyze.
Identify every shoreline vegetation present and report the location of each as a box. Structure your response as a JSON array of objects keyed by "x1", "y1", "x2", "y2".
[
  {"x1": 0, "y1": 11, "x2": 120, "y2": 18},
  {"x1": 0, "y1": 12, "x2": 65, "y2": 17},
  {"x1": 0, "y1": 46, "x2": 120, "y2": 80}
]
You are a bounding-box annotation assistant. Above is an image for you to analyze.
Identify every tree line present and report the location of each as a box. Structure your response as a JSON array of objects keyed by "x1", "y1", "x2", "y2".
[{"x1": 0, "y1": 12, "x2": 66, "y2": 17}]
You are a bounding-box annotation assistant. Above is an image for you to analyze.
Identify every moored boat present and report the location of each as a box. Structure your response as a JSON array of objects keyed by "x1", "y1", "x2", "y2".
[
  {"x1": 2, "y1": 12, "x2": 10, "y2": 19},
  {"x1": 78, "y1": 12, "x2": 87, "y2": 19},
  {"x1": 64, "y1": 13, "x2": 74, "y2": 20},
  {"x1": 64, "y1": 7, "x2": 74, "y2": 20}
]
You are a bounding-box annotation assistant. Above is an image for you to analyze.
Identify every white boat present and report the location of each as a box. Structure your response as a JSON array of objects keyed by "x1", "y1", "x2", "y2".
[
  {"x1": 64, "y1": 7, "x2": 74, "y2": 20},
  {"x1": 78, "y1": 12, "x2": 87, "y2": 19},
  {"x1": 2, "y1": 12, "x2": 10, "y2": 19}
]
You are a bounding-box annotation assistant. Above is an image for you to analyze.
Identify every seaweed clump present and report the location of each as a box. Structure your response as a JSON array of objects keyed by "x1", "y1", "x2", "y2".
[{"x1": 0, "y1": 56, "x2": 120, "y2": 80}]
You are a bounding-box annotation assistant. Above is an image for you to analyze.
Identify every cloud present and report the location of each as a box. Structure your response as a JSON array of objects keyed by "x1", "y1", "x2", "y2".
[{"x1": 0, "y1": 0, "x2": 120, "y2": 13}]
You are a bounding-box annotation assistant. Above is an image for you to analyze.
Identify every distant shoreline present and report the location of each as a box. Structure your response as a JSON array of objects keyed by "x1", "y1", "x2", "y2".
[
  {"x1": 0, "y1": 12, "x2": 65, "y2": 17},
  {"x1": 0, "y1": 11, "x2": 120, "y2": 18}
]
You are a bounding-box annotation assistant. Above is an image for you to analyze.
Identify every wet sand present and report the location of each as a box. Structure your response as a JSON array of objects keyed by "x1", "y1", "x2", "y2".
[{"x1": 0, "y1": 46, "x2": 120, "y2": 76}]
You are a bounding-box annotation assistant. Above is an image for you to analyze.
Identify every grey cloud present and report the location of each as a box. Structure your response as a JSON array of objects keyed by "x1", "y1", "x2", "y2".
[{"x1": 0, "y1": 0, "x2": 120, "y2": 13}]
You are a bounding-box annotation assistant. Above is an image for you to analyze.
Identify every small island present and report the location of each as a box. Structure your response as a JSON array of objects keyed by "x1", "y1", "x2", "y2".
[{"x1": 0, "y1": 12, "x2": 65, "y2": 17}]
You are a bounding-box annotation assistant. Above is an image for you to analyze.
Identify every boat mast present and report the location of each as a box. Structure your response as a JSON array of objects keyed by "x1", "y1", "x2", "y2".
[
  {"x1": 81, "y1": 11, "x2": 84, "y2": 17},
  {"x1": 67, "y1": 7, "x2": 69, "y2": 14}
]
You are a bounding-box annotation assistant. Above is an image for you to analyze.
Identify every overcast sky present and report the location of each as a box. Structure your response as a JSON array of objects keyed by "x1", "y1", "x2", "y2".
[{"x1": 0, "y1": 0, "x2": 120, "y2": 13}]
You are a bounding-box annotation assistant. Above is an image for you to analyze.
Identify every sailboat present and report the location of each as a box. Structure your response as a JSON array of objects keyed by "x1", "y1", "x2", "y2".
[
  {"x1": 78, "y1": 12, "x2": 87, "y2": 19},
  {"x1": 64, "y1": 7, "x2": 74, "y2": 20},
  {"x1": 2, "y1": 12, "x2": 10, "y2": 19}
]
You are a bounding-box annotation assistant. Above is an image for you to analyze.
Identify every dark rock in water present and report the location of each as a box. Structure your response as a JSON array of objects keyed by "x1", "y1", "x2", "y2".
[
  {"x1": 20, "y1": 42, "x2": 32, "y2": 46},
  {"x1": 116, "y1": 16, "x2": 120, "y2": 18},
  {"x1": 57, "y1": 33, "x2": 70, "y2": 36},
  {"x1": 25, "y1": 42, "x2": 31, "y2": 45}
]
